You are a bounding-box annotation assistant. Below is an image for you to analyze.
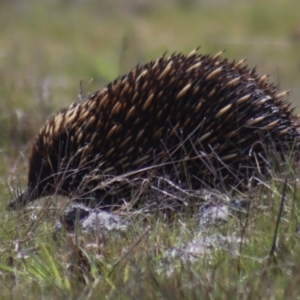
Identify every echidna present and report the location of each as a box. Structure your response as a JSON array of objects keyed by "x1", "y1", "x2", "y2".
[{"x1": 9, "y1": 50, "x2": 300, "y2": 210}]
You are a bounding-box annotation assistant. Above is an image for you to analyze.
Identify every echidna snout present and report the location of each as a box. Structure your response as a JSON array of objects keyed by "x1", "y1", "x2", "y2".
[{"x1": 8, "y1": 50, "x2": 300, "y2": 209}]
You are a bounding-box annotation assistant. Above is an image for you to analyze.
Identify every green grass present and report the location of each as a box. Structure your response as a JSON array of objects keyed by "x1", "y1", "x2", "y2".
[{"x1": 1, "y1": 0, "x2": 300, "y2": 298}]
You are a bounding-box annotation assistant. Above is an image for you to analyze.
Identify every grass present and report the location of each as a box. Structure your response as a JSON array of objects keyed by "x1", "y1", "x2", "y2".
[
  {"x1": 3, "y1": 181, "x2": 300, "y2": 299},
  {"x1": 1, "y1": 0, "x2": 300, "y2": 298}
]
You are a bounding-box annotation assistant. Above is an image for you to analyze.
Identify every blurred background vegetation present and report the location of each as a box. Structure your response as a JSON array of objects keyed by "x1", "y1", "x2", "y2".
[{"x1": 0, "y1": 0, "x2": 299, "y2": 203}]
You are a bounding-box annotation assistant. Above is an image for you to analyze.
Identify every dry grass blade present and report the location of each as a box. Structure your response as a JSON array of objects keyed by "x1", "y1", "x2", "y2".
[
  {"x1": 108, "y1": 227, "x2": 151, "y2": 278},
  {"x1": 268, "y1": 177, "x2": 288, "y2": 261}
]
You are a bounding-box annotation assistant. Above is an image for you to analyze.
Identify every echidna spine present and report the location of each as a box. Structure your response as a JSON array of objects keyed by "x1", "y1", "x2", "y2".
[{"x1": 8, "y1": 50, "x2": 300, "y2": 210}]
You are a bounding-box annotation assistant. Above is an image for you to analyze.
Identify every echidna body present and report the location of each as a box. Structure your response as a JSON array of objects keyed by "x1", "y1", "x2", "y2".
[{"x1": 10, "y1": 51, "x2": 300, "y2": 209}]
